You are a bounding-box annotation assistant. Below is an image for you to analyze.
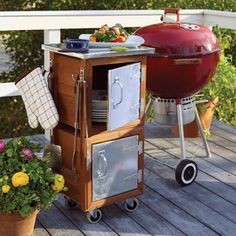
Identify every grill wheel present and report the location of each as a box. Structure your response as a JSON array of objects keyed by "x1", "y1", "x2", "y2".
[{"x1": 175, "y1": 159, "x2": 198, "y2": 186}]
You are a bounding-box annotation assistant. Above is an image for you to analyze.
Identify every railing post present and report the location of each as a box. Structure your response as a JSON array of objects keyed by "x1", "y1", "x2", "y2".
[
  {"x1": 43, "y1": 29, "x2": 61, "y2": 141},
  {"x1": 43, "y1": 29, "x2": 61, "y2": 70}
]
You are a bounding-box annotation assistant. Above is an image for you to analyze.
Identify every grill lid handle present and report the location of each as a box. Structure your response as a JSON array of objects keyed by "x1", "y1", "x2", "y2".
[{"x1": 162, "y1": 8, "x2": 180, "y2": 23}]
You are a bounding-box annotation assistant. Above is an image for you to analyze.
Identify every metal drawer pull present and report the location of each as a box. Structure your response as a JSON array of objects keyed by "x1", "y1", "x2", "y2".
[
  {"x1": 97, "y1": 151, "x2": 108, "y2": 179},
  {"x1": 112, "y1": 77, "x2": 123, "y2": 109}
]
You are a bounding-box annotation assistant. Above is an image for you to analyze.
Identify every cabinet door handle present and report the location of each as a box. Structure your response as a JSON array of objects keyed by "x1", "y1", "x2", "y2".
[
  {"x1": 97, "y1": 151, "x2": 108, "y2": 179},
  {"x1": 112, "y1": 77, "x2": 123, "y2": 109}
]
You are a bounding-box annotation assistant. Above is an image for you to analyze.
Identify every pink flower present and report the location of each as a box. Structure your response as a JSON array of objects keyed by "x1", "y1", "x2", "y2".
[
  {"x1": 0, "y1": 140, "x2": 5, "y2": 153},
  {"x1": 22, "y1": 148, "x2": 33, "y2": 160}
]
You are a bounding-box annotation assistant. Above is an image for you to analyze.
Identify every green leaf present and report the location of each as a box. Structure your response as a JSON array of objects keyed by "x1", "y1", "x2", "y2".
[{"x1": 6, "y1": 149, "x2": 13, "y2": 157}]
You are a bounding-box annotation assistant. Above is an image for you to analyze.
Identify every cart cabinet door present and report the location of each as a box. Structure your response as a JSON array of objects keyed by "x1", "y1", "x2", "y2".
[
  {"x1": 108, "y1": 63, "x2": 141, "y2": 131},
  {"x1": 92, "y1": 135, "x2": 139, "y2": 201}
]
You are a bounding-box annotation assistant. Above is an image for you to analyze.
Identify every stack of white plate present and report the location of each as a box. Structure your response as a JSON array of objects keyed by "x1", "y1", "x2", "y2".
[{"x1": 92, "y1": 90, "x2": 108, "y2": 123}]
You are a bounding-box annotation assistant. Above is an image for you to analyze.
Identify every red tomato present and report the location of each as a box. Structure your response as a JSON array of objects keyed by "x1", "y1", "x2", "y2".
[{"x1": 113, "y1": 36, "x2": 126, "y2": 43}]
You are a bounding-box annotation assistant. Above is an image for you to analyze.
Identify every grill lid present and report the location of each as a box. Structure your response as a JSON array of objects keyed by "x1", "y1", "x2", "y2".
[{"x1": 135, "y1": 8, "x2": 220, "y2": 57}]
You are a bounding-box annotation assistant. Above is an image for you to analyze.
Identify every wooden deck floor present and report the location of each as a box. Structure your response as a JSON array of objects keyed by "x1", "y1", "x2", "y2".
[{"x1": 31, "y1": 120, "x2": 236, "y2": 236}]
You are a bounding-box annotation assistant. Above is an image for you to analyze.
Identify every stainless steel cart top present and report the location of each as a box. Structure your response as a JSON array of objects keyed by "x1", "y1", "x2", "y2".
[{"x1": 42, "y1": 44, "x2": 155, "y2": 59}]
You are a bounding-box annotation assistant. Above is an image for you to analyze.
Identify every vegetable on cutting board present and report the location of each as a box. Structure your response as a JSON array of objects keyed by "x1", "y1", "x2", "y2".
[{"x1": 110, "y1": 46, "x2": 129, "y2": 52}]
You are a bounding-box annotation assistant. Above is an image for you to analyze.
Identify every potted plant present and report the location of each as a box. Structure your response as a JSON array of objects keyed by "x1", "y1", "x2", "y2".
[
  {"x1": 0, "y1": 137, "x2": 66, "y2": 236},
  {"x1": 170, "y1": 92, "x2": 218, "y2": 138},
  {"x1": 194, "y1": 85, "x2": 219, "y2": 137},
  {"x1": 170, "y1": 94, "x2": 219, "y2": 138}
]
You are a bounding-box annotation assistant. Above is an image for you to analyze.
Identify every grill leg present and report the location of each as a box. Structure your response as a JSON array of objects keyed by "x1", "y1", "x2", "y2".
[
  {"x1": 176, "y1": 102, "x2": 186, "y2": 159},
  {"x1": 194, "y1": 106, "x2": 212, "y2": 157},
  {"x1": 145, "y1": 97, "x2": 152, "y2": 116}
]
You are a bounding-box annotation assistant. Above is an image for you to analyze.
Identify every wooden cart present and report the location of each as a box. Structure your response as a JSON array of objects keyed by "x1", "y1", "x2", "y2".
[{"x1": 43, "y1": 45, "x2": 154, "y2": 223}]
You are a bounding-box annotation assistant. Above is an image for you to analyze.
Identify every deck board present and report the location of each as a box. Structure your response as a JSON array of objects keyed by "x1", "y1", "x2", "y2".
[
  {"x1": 144, "y1": 159, "x2": 236, "y2": 235},
  {"x1": 101, "y1": 204, "x2": 151, "y2": 236},
  {"x1": 139, "y1": 186, "x2": 218, "y2": 236},
  {"x1": 145, "y1": 123, "x2": 236, "y2": 188},
  {"x1": 145, "y1": 157, "x2": 236, "y2": 224},
  {"x1": 37, "y1": 204, "x2": 84, "y2": 236},
  {"x1": 212, "y1": 120, "x2": 236, "y2": 135},
  {"x1": 26, "y1": 121, "x2": 236, "y2": 235},
  {"x1": 115, "y1": 201, "x2": 185, "y2": 236},
  {"x1": 54, "y1": 195, "x2": 118, "y2": 236},
  {"x1": 33, "y1": 221, "x2": 50, "y2": 236}
]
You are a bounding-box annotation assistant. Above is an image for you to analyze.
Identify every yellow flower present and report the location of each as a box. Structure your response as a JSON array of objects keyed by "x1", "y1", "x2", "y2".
[
  {"x1": 51, "y1": 183, "x2": 64, "y2": 191},
  {"x1": 12, "y1": 172, "x2": 29, "y2": 187},
  {"x1": 55, "y1": 174, "x2": 64, "y2": 183},
  {"x1": 52, "y1": 174, "x2": 65, "y2": 192},
  {"x1": 2, "y1": 185, "x2": 11, "y2": 193}
]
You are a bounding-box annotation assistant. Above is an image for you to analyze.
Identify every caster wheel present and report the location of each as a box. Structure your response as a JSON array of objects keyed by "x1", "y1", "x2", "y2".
[
  {"x1": 86, "y1": 209, "x2": 102, "y2": 223},
  {"x1": 124, "y1": 198, "x2": 139, "y2": 212},
  {"x1": 175, "y1": 159, "x2": 198, "y2": 186},
  {"x1": 64, "y1": 197, "x2": 77, "y2": 208}
]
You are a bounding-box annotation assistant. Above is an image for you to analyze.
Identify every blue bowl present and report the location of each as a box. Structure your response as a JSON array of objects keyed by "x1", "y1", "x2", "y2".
[{"x1": 64, "y1": 39, "x2": 89, "y2": 52}]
